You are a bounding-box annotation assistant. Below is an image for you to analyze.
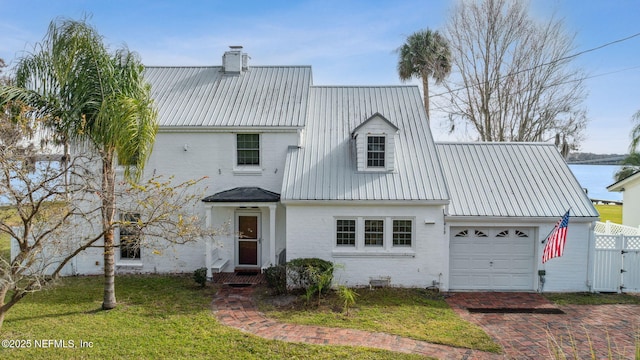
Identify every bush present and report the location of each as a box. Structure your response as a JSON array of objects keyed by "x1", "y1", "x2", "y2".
[
  {"x1": 264, "y1": 264, "x2": 287, "y2": 295},
  {"x1": 286, "y1": 258, "x2": 334, "y2": 304},
  {"x1": 193, "y1": 267, "x2": 207, "y2": 287},
  {"x1": 337, "y1": 285, "x2": 359, "y2": 315}
]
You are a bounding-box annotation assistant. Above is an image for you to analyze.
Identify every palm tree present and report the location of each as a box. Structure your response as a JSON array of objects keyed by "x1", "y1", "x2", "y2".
[
  {"x1": 614, "y1": 152, "x2": 640, "y2": 182},
  {"x1": 630, "y1": 110, "x2": 640, "y2": 153},
  {"x1": 397, "y1": 29, "x2": 452, "y2": 123},
  {"x1": 0, "y1": 18, "x2": 157, "y2": 310},
  {"x1": 614, "y1": 110, "x2": 640, "y2": 182}
]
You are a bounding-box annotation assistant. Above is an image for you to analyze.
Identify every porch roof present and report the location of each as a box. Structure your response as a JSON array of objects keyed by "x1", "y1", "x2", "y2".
[{"x1": 202, "y1": 187, "x2": 280, "y2": 203}]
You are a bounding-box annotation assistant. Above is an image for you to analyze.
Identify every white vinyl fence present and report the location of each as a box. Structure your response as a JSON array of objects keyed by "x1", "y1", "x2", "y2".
[
  {"x1": 593, "y1": 233, "x2": 640, "y2": 293},
  {"x1": 594, "y1": 221, "x2": 640, "y2": 236}
]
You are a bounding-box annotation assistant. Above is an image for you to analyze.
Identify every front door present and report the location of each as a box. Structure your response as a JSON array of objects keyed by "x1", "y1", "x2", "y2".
[{"x1": 237, "y1": 213, "x2": 260, "y2": 267}]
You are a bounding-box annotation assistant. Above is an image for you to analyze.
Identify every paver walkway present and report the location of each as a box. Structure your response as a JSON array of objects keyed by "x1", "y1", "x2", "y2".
[
  {"x1": 212, "y1": 285, "x2": 640, "y2": 359},
  {"x1": 449, "y1": 297, "x2": 640, "y2": 359},
  {"x1": 212, "y1": 285, "x2": 501, "y2": 359}
]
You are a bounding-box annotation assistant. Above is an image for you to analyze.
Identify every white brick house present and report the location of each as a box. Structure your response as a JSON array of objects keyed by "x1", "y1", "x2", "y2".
[{"x1": 68, "y1": 47, "x2": 599, "y2": 292}]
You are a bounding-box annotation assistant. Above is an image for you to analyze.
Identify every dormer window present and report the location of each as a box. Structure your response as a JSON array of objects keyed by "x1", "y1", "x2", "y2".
[
  {"x1": 367, "y1": 136, "x2": 386, "y2": 168},
  {"x1": 352, "y1": 113, "x2": 399, "y2": 172}
]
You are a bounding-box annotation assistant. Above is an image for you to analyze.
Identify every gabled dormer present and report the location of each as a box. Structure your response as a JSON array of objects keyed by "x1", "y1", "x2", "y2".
[{"x1": 351, "y1": 113, "x2": 399, "y2": 172}]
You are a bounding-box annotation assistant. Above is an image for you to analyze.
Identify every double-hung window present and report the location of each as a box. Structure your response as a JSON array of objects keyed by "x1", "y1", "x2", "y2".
[
  {"x1": 364, "y1": 219, "x2": 384, "y2": 246},
  {"x1": 120, "y1": 213, "x2": 141, "y2": 260},
  {"x1": 392, "y1": 220, "x2": 412, "y2": 246},
  {"x1": 237, "y1": 134, "x2": 260, "y2": 166},
  {"x1": 366, "y1": 136, "x2": 385, "y2": 168},
  {"x1": 336, "y1": 219, "x2": 356, "y2": 246}
]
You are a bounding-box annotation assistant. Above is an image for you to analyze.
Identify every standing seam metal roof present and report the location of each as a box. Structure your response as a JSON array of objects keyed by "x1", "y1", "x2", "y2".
[
  {"x1": 143, "y1": 66, "x2": 312, "y2": 127},
  {"x1": 281, "y1": 86, "x2": 450, "y2": 201},
  {"x1": 435, "y1": 142, "x2": 599, "y2": 218}
]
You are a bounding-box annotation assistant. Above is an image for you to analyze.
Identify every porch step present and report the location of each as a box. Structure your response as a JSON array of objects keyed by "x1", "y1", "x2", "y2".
[
  {"x1": 212, "y1": 271, "x2": 266, "y2": 285},
  {"x1": 211, "y1": 258, "x2": 229, "y2": 273},
  {"x1": 235, "y1": 268, "x2": 261, "y2": 276}
]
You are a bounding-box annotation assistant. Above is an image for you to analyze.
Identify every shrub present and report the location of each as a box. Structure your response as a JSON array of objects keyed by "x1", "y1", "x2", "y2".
[
  {"x1": 193, "y1": 267, "x2": 207, "y2": 287},
  {"x1": 264, "y1": 264, "x2": 287, "y2": 295},
  {"x1": 286, "y1": 258, "x2": 334, "y2": 304},
  {"x1": 337, "y1": 285, "x2": 359, "y2": 315}
]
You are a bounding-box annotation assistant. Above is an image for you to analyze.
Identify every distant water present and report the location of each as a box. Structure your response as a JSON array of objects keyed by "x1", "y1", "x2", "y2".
[{"x1": 568, "y1": 164, "x2": 622, "y2": 202}]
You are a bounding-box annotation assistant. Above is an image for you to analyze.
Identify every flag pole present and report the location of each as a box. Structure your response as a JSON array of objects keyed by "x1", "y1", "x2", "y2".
[{"x1": 541, "y1": 208, "x2": 571, "y2": 244}]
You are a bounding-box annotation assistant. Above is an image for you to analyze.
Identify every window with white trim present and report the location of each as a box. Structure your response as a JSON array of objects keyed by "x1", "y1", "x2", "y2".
[
  {"x1": 393, "y1": 220, "x2": 412, "y2": 246},
  {"x1": 364, "y1": 219, "x2": 384, "y2": 246},
  {"x1": 120, "y1": 213, "x2": 141, "y2": 260},
  {"x1": 336, "y1": 219, "x2": 356, "y2": 246},
  {"x1": 236, "y1": 134, "x2": 260, "y2": 166},
  {"x1": 334, "y1": 217, "x2": 415, "y2": 253},
  {"x1": 366, "y1": 136, "x2": 385, "y2": 168}
]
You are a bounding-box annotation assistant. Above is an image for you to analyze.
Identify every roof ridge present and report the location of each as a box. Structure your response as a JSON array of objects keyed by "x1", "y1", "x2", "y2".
[
  {"x1": 311, "y1": 85, "x2": 418, "y2": 89},
  {"x1": 436, "y1": 141, "x2": 554, "y2": 146},
  {"x1": 144, "y1": 65, "x2": 311, "y2": 69}
]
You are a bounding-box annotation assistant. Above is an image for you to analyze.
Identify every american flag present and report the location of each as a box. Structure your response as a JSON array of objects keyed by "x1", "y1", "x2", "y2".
[{"x1": 542, "y1": 210, "x2": 570, "y2": 263}]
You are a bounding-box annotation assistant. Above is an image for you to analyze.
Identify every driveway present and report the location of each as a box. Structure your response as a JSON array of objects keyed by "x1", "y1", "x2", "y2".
[{"x1": 446, "y1": 292, "x2": 640, "y2": 359}]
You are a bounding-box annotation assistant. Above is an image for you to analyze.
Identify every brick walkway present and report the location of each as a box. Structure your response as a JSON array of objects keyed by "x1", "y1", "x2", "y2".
[
  {"x1": 212, "y1": 285, "x2": 640, "y2": 359},
  {"x1": 212, "y1": 285, "x2": 501, "y2": 359}
]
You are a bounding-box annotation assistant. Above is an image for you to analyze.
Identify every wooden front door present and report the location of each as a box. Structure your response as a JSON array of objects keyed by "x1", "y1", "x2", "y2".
[{"x1": 237, "y1": 214, "x2": 260, "y2": 267}]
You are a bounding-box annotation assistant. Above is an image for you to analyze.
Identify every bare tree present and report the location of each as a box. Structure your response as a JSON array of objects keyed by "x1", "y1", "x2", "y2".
[
  {"x1": 0, "y1": 119, "x2": 210, "y2": 328},
  {"x1": 442, "y1": 0, "x2": 587, "y2": 148}
]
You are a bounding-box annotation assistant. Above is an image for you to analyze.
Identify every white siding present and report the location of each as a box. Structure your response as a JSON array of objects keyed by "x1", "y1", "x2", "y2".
[
  {"x1": 147, "y1": 131, "x2": 298, "y2": 194},
  {"x1": 446, "y1": 219, "x2": 594, "y2": 292},
  {"x1": 539, "y1": 221, "x2": 594, "y2": 292},
  {"x1": 285, "y1": 203, "x2": 447, "y2": 288},
  {"x1": 68, "y1": 130, "x2": 296, "y2": 275},
  {"x1": 622, "y1": 180, "x2": 640, "y2": 227}
]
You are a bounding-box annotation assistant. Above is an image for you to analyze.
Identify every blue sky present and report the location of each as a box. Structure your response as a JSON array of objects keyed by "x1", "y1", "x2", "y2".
[{"x1": 1, "y1": 0, "x2": 638, "y2": 155}]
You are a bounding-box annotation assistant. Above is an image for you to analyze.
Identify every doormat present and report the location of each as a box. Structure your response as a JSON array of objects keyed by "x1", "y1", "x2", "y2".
[
  {"x1": 236, "y1": 270, "x2": 260, "y2": 276},
  {"x1": 467, "y1": 307, "x2": 564, "y2": 314},
  {"x1": 226, "y1": 283, "x2": 252, "y2": 288}
]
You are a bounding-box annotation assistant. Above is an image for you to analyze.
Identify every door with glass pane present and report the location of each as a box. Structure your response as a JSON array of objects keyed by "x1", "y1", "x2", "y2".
[{"x1": 237, "y1": 213, "x2": 260, "y2": 267}]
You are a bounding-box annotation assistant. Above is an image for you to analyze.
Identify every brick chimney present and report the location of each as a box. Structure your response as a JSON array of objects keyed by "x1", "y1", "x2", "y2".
[{"x1": 222, "y1": 46, "x2": 248, "y2": 74}]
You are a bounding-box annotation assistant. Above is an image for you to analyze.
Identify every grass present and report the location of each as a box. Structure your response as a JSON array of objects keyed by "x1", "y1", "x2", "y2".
[
  {"x1": 0, "y1": 232, "x2": 9, "y2": 260},
  {"x1": 0, "y1": 275, "x2": 425, "y2": 360},
  {"x1": 258, "y1": 287, "x2": 502, "y2": 353},
  {"x1": 544, "y1": 292, "x2": 640, "y2": 306},
  {"x1": 595, "y1": 204, "x2": 622, "y2": 224}
]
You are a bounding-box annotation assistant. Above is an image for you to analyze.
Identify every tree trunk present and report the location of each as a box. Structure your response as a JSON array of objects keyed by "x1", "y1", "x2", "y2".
[
  {"x1": 0, "y1": 287, "x2": 9, "y2": 329},
  {"x1": 422, "y1": 75, "x2": 430, "y2": 126},
  {"x1": 101, "y1": 154, "x2": 117, "y2": 310}
]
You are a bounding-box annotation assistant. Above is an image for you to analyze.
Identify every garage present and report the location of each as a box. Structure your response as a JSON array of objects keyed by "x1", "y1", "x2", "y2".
[{"x1": 450, "y1": 227, "x2": 535, "y2": 290}]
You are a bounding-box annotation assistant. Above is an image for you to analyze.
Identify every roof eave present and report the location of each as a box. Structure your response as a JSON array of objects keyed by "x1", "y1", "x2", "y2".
[
  {"x1": 607, "y1": 171, "x2": 640, "y2": 192},
  {"x1": 281, "y1": 199, "x2": 449, "y2": 206}
]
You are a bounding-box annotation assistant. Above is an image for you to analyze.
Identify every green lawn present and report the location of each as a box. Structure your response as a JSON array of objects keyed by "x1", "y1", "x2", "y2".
[
  {"x1": 0, "y1": 232, "x2": 9, "y2": 260},
  {"x1": 595, "y1": 204, "x2": 622, "y2": 223},
  {"x1": 0, "y1": 275, "x2": 425, "y2": 360},
  {"x1": 258, "y1": 287, "x2": 501, "y2": 353},
  {"x1": 544, "y1": 292, "x2": 640, "y2": 306}
]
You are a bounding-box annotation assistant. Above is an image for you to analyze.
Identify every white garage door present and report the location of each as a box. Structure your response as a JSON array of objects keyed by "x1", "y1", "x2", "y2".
[{"x1": 450, "y1": 227, "x2": 535, "y2": 290}]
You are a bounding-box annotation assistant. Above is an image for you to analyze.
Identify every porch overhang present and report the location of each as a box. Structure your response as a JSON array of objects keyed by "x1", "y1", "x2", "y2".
[
  {"x1": 202, "y1": 187, "x2": 280, "y2": 203},
  {"x1": 202, "y1": 187, "x2": 280, "y2": 276}
]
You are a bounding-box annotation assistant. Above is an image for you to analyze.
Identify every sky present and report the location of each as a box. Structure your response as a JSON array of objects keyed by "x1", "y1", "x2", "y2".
[{"x1": 1, "y1": 0, "x2": 639, "y2": 155}]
